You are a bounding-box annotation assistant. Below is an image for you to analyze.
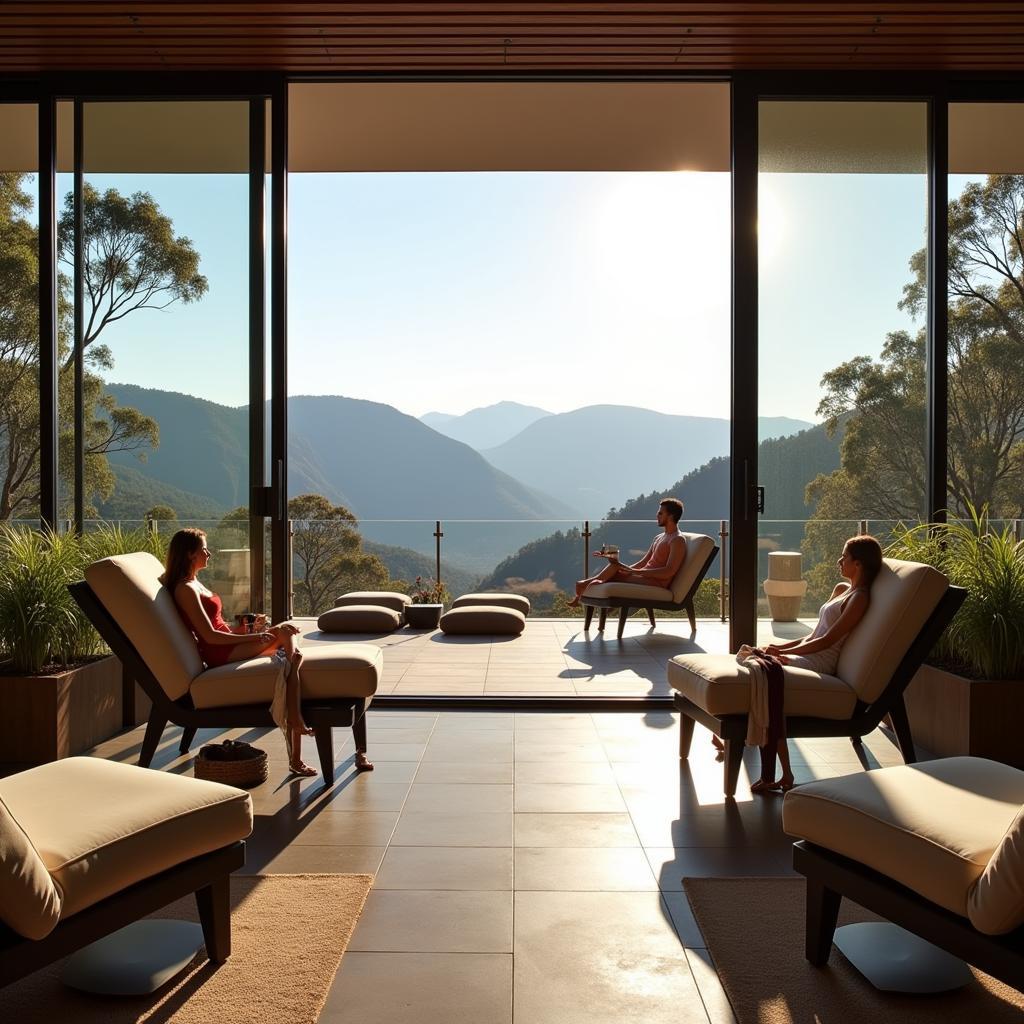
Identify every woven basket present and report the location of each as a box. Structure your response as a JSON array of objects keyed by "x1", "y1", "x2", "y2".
[{"x1": 194, "y1": 740, "x2": 268, "y2": 787}]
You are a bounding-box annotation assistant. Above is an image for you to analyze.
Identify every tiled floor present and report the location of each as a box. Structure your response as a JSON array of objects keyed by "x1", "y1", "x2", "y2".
[
  {"x1": 87, "y1": 684, "x2": 907, "y2": 1023},
  {"x1": 299, "y1": 615, "x2": 813, "y2": 698}
]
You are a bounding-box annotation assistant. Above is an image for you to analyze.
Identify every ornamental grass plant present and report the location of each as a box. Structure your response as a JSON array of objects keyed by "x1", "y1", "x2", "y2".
[
  {"x1": 887, "y1": 507, "x2": 1024, "y2": 680},
  {"x1": 0, "y1": 523, "x2": 167, "y2": 674}
]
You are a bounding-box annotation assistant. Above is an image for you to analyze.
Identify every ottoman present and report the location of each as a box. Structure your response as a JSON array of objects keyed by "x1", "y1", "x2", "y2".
[
  {"x1": 452, "y1": 593, "x2": 531, "y2": 616},
  {"x1": 335, "y1": 591, "x2": 412, "y2": 617},
  {"x1": 317, "y1": 605, "x2": 402, "y2": 633},
  {"x1": 439, "y1": 606, "x2": 526, "y2": 636}
]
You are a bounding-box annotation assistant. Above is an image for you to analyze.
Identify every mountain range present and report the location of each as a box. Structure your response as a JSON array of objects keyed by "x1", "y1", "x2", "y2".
[{"x1": 420, "y1": 401, "x2": 551, "y2": 450}]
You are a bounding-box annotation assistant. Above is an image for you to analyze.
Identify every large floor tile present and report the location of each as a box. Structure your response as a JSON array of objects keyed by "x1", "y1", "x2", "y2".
[
  {"x1": 320, "y1": 952, "x2": 512, "y2": 1024},
  {"x1": 514, "y1": 847, "x2": 658, "y2": 891},
  {"x1": 392, "y1": 810, "x2": 514, "y2": 847},
  {"x1": 376, "y1": 846, "x2": 513, "y2": 890},
  {"x1": 350, "y1": 890, "x2": 513, "y2": 952},
  {"x1": 239, "y1": 843, "x2": 385, "y2": 875},
  {"x1": 644, "y1": 846, "x2": 795, "y2": 889},
  {"x1": 514, "y1": 783, "x2": 626, "y2": 813},
  {"x1": 414, "y1": 760, "x2": 514, "y2": 784},
  {"x1": 404, "y1": 782, "x2": 514, "y2": 813},
  {"x1": 513, "y1": 891, "x2": 707, "y2": 1024},
  {"x1": 514, "y1": 812, "x2": 639, "y2": 848}
]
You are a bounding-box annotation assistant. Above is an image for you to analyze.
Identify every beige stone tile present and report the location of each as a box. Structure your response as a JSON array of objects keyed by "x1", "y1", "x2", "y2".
[
  {"x1": 514, "y1": 783, "x2": 626, "y2": 813},
  {"x1": 513, "y1": 891, "x2": 706, "y2": 1024},
  {"x1": 414, "y1": 760, "x2": 514, "y2": 784},
  {"x1": 350, "y1": 890, "x2": 513, "y2": 952},
  {"x1": 421, "y1": 737, "x2": 514, "y2": 763},
  {"x1": 662, "y1": 892, "x2": 706, "y2": 947},
  {"x1": 514, "y1": 741, "x2": 609, "y2": 763},
  {"x1": 391, "y1": 810, "x2": 514, "y2": 847},
  {"x1": 514, "y1": 813, "x2": 639, "y2": 848},
  {"x1": 644, "y1": 846, "x2": 795, "y2": 890},
  {"x1": 514, "y1": 760, "x2": 616, "y2": 785},
  {"x1": 309, "y1": 781, "x2": 410, "y2": 813},
  {"x1": 239, "y1": 843, "x2": 385, "y2": 875},
  {"x1": 515, "y1": 713, "x2": 596, "y2": 729},
  {"x1": 404, "y1": 783, "x2": 514, "y2": 813},
  {"x1": 256, "y1": 809, "x2": 400, "y2": 847},
  {"x1": 320, "y1": 952, "x2": 511, "y2": 1024},
  {"x1": 686, "y1": 947, "x2": 738, "y2": 1024},
  {"x1": 514, "y1": 847, "x2": 658, "y2": 891},
  {"x1": 352, "y1": 741, "x2": 425, "y2": 762},
  {"x1": 376, "y1": 846, "x2": 513, "y2": 890}
]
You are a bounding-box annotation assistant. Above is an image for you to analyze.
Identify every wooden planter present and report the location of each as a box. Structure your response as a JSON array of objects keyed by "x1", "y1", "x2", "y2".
[
  {"x1": 0, "y1": 655, "x2": 124, "y2": 766},
  {"x1": 905, "y1": 663, "x2": 1024, "y2": 769}
]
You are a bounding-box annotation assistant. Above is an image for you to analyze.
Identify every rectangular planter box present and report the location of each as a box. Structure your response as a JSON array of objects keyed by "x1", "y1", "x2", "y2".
[
  {"x1": 905, "y1": 663, "x2": 1024, "y2": 769},
  {"x1": 0, "y1": 655, "x2": 123, "y2": 766},
  {"x1": 405, "y1": 603, "x2": 443, "y2": 629}
]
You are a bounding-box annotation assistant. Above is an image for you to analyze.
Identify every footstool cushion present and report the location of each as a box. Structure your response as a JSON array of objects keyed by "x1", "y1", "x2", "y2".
[
  {"x1": 439, "y1": 606, "x2": 526, "y2": 636},
  {"x1": 783, "y1": 757, "x2": 1024, "y2": 928},
  {"x1": 0, "y1": 757, "x2": 252, "y2": 924},
  {"x1": 335, "y1": 591, "x2": 411, "y2": 615},
  {"x1": 318, "y1": 605, "x2": 402, "y2": 634},
  {"x1": 190, "y1": 642, "x2": 382, "y2": 708},
  {"x1": 452, "y1": 593, "x2": 531, "y2": 616}
]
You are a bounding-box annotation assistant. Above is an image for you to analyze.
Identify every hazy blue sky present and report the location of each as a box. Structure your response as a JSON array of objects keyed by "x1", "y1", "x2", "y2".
[{"x1": 70, "y1": 168, "x2": 968, "y2": 424}]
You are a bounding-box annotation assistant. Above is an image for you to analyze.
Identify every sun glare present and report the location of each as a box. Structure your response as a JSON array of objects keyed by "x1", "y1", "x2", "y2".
[{"x1": 757, "y1": 180, "x2": 787, "y2": 266}]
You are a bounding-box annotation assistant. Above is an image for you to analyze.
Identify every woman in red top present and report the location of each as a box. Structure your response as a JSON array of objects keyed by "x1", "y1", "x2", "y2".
[{"x1": 164, "y1": 528, "x2": 373, "y2": 777}]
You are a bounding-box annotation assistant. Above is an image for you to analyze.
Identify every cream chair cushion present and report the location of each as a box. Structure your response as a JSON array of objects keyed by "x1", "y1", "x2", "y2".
[
  {"x1": 583, "y1": 532, "x2": 714, "y2": 605},
  {"x1": 835, "y1": 558, "x2": 949, "y2": 704},
  {"x1": 783, "y1": 758, "x2": 1024, "y2": 924},
  {"x1": 0, "y1": 793, "x2": 62, "y2": 940},
  {"x1": 453, "y1": 593, "x2": 532, "y2": 616},
  {"x1": 318, "y1": 605, "x2": 402, "y2": 633},
  {"x1": 190, "y1": 643, "x2": 382, "y2": 708},
  {"x1": 86, "y1": 552, "x2": 204, "y2": 701},
  {"x1": 584, "y1": 582, "x2": 673, "y2": 603},
  {"x1": 439, "y1": 606, "x2": 526, "y2": 635},
  {"x1": 968, "y1": 803, "x2": 1024, "y2": 935},
  {"x1": 668, "y1": 653, "x2": 858, "y2": 719},
  {"x1": 0, "y1": 758, "x2": 252, "y2": 920},
  {"x1": 335, "y1": 591, "x2": 411, "y2": 614}
]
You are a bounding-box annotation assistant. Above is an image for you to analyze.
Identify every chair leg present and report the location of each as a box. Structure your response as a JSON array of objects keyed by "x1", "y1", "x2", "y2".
[
  {"x1": 723, "y1": 737, "x2": 744, "y2": 797},
  {"x1": 888, "y1": 695, "x2": 917, "y2": 763},
  {"x1": 679, "y1": 713, "x2": 696, "y2": 758},
  {"x1": 685, "y1": 598, "x2": 696, "y2": 633},
  {"x1": 195, "y1": 874, "x2": 232, "y2": 962},
  {"x1": 139, "y1": 710, "x2": 167, "y2": 768},
  {"x1": 617, "y1": 607, "x2": 629, "y2": 639},
  {"x1": 646, "y1": 607, "x2": 656, "y2": 627},
  {"x1": 314, "y1": 725, "x2": 335, "y2": 785},
  {"x1": 598, "y1": 608, "x2": 607, "y2": 631},
  {"x1": 583, "y1": 605, "x2": 594, "y2": 631},
  {"x1": 179, "y1": 726, "x2": 198, "y2": 755},
  {"x1": 805, "y1": 878, "x2": 842, "y2": 966}
]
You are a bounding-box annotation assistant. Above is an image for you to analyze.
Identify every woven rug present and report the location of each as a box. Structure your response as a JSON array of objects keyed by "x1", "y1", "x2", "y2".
[
  {"x1": 2, "y1": 873, "x2": 372, "y2": 1024},
  {"x1": 684, "y1": 877, "x2": 1024, "y2": 1024}
]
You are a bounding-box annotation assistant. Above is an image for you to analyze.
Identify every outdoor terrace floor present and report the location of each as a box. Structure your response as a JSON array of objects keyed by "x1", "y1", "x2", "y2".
[{"x1": 79, "y1": 617, "x2": 917, "y2": 1024}]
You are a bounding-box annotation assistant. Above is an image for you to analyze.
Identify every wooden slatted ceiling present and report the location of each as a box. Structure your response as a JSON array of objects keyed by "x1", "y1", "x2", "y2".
[{"x1": 2, "y1": 2, "x2": 1024, "y2": 73}]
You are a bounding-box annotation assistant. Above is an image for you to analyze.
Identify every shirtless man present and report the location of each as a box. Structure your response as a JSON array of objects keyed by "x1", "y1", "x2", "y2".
[{"x1": 568, "y1": 497, "x2": 688, "y2": 607}]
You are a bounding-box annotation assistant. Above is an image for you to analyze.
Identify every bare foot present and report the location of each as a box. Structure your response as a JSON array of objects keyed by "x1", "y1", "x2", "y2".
[
  {"x1": 288, "y1": 760, "x2": 317, "y2": 777},
  {"x1": 354, "y1": 751, "x2": 374, "y2": 773},
  {"x1": 566, "y1": 597, "x2": 580, "y2": 608}
]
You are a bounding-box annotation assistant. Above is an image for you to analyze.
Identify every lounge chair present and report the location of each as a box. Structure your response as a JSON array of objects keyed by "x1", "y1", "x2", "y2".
[
  {"x1": 0, "y1": 757, "x2": 251, "y2": 988},
  {"x1": 581, "y1": 532, "x2": 719, "y2": 639},
  {"x1": 70, "y1": 552, "x2": 381, "y2": 785},
  {"x1": 669, "y1": 558, "x2": 966, "y2": 795},
  {"x1": 784, "y1": 757, "x2": 1024, "y2": 991}
]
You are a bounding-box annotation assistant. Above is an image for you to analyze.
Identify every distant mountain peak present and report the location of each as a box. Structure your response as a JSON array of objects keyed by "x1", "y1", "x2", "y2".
[{"x1": 420, "y1": 401, "x2": 551, "y2": 450}]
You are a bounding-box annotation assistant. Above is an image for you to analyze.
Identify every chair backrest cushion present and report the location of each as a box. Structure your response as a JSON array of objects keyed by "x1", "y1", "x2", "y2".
[
  {"x1": 86, "y1": 551, "x2": 204, "y2": 701},
  {"x1": 835, "y1": 558, "x2": 949, "y2": 704},
  {"x1": 669, "y1": 533, "x2": 716, "y2": 604},
  {"x1": 968, "y1": 803, "x2": 1024, "y2": 935},
  {"x1": 0, "y1": 793, "x2": 62, "y2": 940}
]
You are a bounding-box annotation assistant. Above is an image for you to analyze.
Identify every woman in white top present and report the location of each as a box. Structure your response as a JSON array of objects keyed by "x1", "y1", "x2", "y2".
[{"x1": 755, "y1": 534, "x2": 883, "y2": 794}]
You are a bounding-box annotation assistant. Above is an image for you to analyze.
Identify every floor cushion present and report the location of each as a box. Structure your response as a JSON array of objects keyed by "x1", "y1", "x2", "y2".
[
  {"x1": 439, "y1": 606, "x2": 526, "y2": 636},
  {"x1": 452, "y1": 593, "x2": 531, "y2": 615},
  {"x1": 334, "y1": 591, "x2": 411, "y2": 615},
  {"x1": 318, "y1": 605, "x2": 402, "y2": 633},
  {"x1": 0, "y1": 757, "x2": 252, "y2": 921},
  {"x1": 783, "y1": 757, "x2": 1024, "y2": 922}
]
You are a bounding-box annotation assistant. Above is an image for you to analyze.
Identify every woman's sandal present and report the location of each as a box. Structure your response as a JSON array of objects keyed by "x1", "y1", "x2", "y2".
[
  {"x1": 288, "y1": 761, "x2": 317, "y2": 778},
  {"x1": 354, "y1": 751, "x2": 375, "y2": 773}
]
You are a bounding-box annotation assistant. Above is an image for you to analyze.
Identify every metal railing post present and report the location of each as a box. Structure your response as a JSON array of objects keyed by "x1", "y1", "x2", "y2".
[
  {"x1": 719, "y1": 519, "x2": 729, "y2": 622},
  {"x1": 434, "y1": 520, "x2": 443, "y2": 584},
  {"x1": 859, "y1": 519, "x2": 868, "y2": 537},
  {"x1": 582, "y1": 520, "x2": 591, "y2": 577},
  {"x1": 1015, "y1": 520, "x2": 1022, "y2": 544}
]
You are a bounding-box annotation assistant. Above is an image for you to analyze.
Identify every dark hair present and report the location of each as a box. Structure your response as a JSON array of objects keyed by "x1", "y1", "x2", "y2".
[
  {"x1": 163, "y1": 528, "x2": 207, "y2": 593},
  {"x1": 659, "y1": 497, "x2": 684, "y2": 523},
  {"x1": 846, "y1": 534, "x2": 883, "y2": 588}
]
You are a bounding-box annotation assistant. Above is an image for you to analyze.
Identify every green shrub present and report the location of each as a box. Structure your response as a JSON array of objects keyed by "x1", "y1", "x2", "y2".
[{"x1": 886, "y1": 507, "x2": 1024, "y2": 680}]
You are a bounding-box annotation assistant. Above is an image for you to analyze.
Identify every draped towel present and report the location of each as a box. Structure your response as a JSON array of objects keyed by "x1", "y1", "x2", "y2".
[
  {"x1": 268, "y1": 649, "x2": 296, "y2": 760},
  {"x1": 736, "y1": 644, "x2": 786, "y2": 747}
]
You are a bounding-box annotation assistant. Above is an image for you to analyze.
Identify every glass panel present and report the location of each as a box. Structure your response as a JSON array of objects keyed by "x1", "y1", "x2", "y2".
[
  {"x1": 948, "y1": 104, "x2": 1024, "y2": 523},
  {"x1": 0, "y1": 104, "x2": 40, "y2": 525},
  {"x1": 73, "y1": 100, "x2": 254, "y2": 611},
  {"x1": 757, "y1": 101, "x2": 929, "y2": 622}
]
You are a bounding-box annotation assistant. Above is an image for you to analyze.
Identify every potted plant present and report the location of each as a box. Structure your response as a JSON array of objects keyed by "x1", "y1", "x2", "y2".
[
  {"x1": 887, "y1": 507, "x2": 1024, "y2": 767},
  {"x1": 405, "y1": 576, "x2": 448, "y2": 629},
  {"x1": 0, "y1": 523, "x2": 165, "y2": 765}
]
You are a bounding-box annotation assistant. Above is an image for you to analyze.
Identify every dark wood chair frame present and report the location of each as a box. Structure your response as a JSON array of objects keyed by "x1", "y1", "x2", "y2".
[
  {"x1": 582, "y1": 543, "x2": 719, "y2": 640},
  {"x1": 69, "y1": 581, "x2": 371, "y2": 785},
  {"x1": 793, "y1": 839, "x2": 1024, "y2": 992},
  {"x1": 0, "y1": 840, "x2": 244, "y2": 989},
  {"x1": 675, "y1": 585, "x2": 967, "y2": 796}
]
